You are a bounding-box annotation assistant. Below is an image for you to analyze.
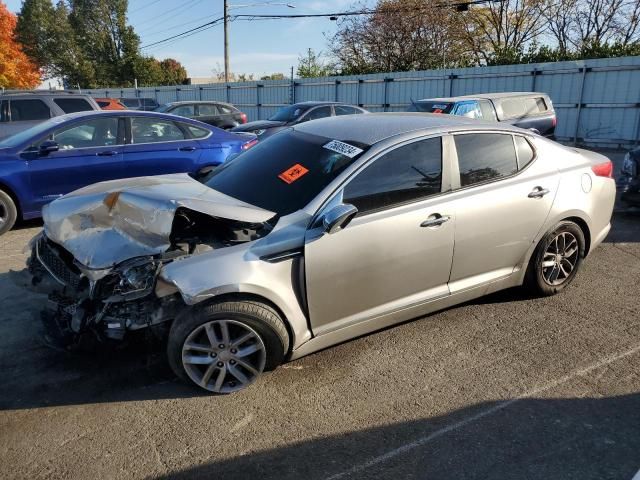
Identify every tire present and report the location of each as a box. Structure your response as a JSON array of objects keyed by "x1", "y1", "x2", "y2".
[
  {"x1": 167, "y1": 298, "x2": 289, "y2": 393},
  {"x1": 525, "y1": 220, "x2": 586, "y2": 296},
  {"x1": 0, "y1": 189, "x2": 18, "y2": 236}
]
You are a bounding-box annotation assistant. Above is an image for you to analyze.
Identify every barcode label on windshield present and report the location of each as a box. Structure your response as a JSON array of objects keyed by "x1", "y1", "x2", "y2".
[{"x1": 323, "y1": 140, "x2": 363, "y2": 158}]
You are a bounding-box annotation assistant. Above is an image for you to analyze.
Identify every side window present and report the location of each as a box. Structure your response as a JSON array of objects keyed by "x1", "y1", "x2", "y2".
[
  {"x1": 50, "y1": 117, "x2": 119, "y2": 150},
  {"x1": 478, "y1": 100, "x2": 497, "y2": 121},
  {"x1": 185, "y1": 124, "x2": 210, "y2": 138},
  {"x1": 54, "y1": 98, "x2": 93, "y2": 113},
  {"x1": 142, "y1": 98, "x2": 157, "y2": 108},
  {"x1": 335, "y1": 105, "x2": 358, "y2": 116},
  {"x1": 120, "y1": 98, "x2": 139, "y2": 108},
  {"x1": 514, "y1": 135, "x2": 535, "y2": 169},
  {"x1": 535, "y1": 97, "x2": 547, "y2": 111},
  {"x1": 453, "y1": 102, "x2": 482, "y2": 119},
  {"x1": 131, "y1": 117, "x2": 185, "y2": 143},
  {"x1": 500, "y1": 98, "x2": 525, "y2": 118},
  {"x1": 9, "y1": 99, "x2": 51, "y2": 121},
  {"x1": 302, "y1": 106, "x2": 332, "y2": 122},
  {"x1": 343, "y1": 137, "x2": 442, "y2": 214},
  {"x1": 454, "y1": 133, "x2": 517, "y2": 187},
  {"x1": 171, "y1": 104, "x2": 195, "y2": 117},
  {"x1": 97, "y1": 100, "x2": 110, "y2": 108},
  {"x1": 218, "y1": 104, "x2": 234, "y2": 114},
  {"x1": 198, "y1": 104, "x2": 218, "y2": 116}
]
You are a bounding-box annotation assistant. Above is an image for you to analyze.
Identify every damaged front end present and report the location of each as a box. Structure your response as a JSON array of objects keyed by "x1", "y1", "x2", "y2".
[{"x1": 26, "y1": 173, "x2": 277, "y2": 348}]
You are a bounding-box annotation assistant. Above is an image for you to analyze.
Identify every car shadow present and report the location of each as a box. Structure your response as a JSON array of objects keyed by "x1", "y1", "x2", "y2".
[{"x1": 151, "y1": 393, "x2": 640, "y2": 480}]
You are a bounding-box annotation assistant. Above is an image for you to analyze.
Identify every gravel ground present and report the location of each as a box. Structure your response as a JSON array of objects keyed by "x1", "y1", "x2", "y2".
[{"x1": 0, "y1": 149, "x2": 638, "y2": 480}]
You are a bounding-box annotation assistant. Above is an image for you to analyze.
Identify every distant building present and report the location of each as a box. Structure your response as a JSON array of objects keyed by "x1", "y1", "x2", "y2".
[{"x1": 185, "y1": 77, "x2": 224, "y2": 85}]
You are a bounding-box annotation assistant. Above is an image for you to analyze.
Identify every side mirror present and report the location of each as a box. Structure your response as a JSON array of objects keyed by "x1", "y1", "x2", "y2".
[
  {"x1": 39, "y1": 140, "x2": 59, "y2": 156},
  {"x1": 322, "y1": 204, "x2": 358, "y2": 234}
]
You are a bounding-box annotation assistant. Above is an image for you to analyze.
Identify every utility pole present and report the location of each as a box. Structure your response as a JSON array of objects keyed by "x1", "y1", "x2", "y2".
[{"x1": 224, "y1": 0, "x2": 230, "y2": 83}]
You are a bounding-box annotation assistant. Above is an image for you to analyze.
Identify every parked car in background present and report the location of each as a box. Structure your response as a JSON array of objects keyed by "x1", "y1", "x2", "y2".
[
  {"x1": 0, "y1": 110, "x2": 256, "y2": 235},
  {"x1": 118, "y1": 97, "x2": 159, "y2": 111},
  {"x1": 26, "y1": 113, "x2": 614, "y2": 393},
  {"x1": 618, "y1": 146, "x2": 640, "y2": 207},
  {"x1": 94, "y1": 97, "x2": 126, "y2": 110},
  {"x1": 155, "y1": 101, "x2": 248, "y2": 129},
  {"x1": 408, "y1": 92, "x2": 556, "y2": 138},
  {"x1": 231, "y1": 101, "x2": 367, "y2": 139},
  {"x1": 0, "y1": 92, "x2": 100, "y2": 140}
]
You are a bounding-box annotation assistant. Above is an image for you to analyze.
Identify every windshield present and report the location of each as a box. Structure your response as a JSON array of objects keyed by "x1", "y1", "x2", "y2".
[
  {"x1": 268, "y1": 105, "x2": 309, "y2": 122},
  {"x1": 0, "y1": 116, "x2": 67, "y2": 148},
  {"x1": 407, "y1": 101, "x2": 454, "y2": 114},
  {"x1": 154, "y1": 104, "x2": 173, "y2": 113},
  {"x1": 204, "y1": 130, "x2": 369, "y2": 216}
]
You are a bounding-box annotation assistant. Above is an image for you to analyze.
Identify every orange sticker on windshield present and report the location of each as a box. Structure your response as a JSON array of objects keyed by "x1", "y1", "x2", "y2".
[
  {"x1": 433, "y1": 109, "x2": 443, "y2": 114},
  {"x1": 278, "y1": 164, "x2": 309, "y2": 184}
]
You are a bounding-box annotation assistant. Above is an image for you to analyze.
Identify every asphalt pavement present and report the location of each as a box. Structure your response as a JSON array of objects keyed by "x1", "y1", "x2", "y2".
[{"x1": 0, "y1": 149, "x2": 638, "y2": 480}]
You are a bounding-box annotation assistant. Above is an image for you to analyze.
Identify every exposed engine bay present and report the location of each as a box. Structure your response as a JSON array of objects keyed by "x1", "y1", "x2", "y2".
[{"x1": 28, "y1": 208, "x2": 272, "y2": 348}]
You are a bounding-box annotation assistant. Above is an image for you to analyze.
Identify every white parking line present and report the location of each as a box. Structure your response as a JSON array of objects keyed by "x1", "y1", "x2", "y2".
[{"x1": 326, "y1": 343, "x2": 640, "y2": 480}]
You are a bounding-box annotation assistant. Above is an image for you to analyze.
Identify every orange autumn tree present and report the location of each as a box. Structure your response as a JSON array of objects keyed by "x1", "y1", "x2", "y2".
[{"x1": 0, "y1": 1, "x2": 40, "y2": 89}]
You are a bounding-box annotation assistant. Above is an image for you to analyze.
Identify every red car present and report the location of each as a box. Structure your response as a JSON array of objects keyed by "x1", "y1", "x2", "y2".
[{"x1": 94, "y1": 98, "x2": 126, "y2": 111}]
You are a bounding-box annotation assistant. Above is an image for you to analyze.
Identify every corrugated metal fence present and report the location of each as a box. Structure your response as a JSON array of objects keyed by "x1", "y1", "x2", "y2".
[{"x1": 79, "y1": 56, "x2": 640, "y2": 147}]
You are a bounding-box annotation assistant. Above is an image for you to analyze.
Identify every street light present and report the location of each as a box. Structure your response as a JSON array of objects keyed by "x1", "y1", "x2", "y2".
[{"x1": 224, "y1": 1, "x2": 296, "y2": 83}]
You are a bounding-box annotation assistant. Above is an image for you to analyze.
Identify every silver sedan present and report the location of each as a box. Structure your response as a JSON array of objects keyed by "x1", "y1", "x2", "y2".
[{"x1": 29, "y1": 113, "x2": 616, "y2": 393}]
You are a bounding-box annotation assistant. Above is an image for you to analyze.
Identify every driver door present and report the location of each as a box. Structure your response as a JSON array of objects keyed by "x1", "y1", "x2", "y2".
[{"x1": 304, "y1": 136, "x2": 455, "y2": 335}]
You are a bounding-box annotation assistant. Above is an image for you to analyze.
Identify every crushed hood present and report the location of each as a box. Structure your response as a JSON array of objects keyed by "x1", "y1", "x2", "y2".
[{"x1": 43, "y1": 173, "x2": 275, "y2": 269}]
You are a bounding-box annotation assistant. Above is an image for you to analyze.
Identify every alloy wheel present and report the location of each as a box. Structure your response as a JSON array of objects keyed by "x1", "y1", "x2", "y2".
[
  {"x1": 541, "y1": 231, "x2": 579, "y2": 286},
  {"x1": 181, "y1": 319, "x2": 266, "y2": 393},
  {"x1": 0, "y1": 198, "x2": 7, "y2": 227}
]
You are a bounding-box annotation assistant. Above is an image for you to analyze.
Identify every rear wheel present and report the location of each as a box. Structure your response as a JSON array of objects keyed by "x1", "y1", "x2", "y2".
[
  {"x1": 525, "y1": 221, "x2": 585, "y2": 296},
  {"x1": 0, "y1": 190, "x2": 17, "y2": 236},
  {"x1": 167, "y1": 298, "x2": 289, "y2": 393}
]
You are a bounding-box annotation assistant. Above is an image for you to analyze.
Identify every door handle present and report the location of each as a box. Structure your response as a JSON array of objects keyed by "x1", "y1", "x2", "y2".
[
  {"x1": 420, "y1": 214, "x2": 451, "y2": 228},
  {"x1": 96, "y1": 151, "x2": 118, "y2": 156},
  {"x1": 528, "y1": 186, "x2": 550, "y2": 198},
  {"x1": 179, "y1": 146, "x2": 197, "y2": 152}
]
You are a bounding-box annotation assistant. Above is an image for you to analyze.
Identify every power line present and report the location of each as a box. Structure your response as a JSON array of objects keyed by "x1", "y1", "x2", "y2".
[
  {"x1": 140, "y1": 1, "x2": 500, "y2": 50},
  {"x1": 129, "y1": 0, "x2": 164, "y2": 14}
]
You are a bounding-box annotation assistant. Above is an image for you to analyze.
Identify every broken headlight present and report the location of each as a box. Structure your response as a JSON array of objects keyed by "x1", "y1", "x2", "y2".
[{"x1": 118, "y1": 261, "x2": 158, "y2": 293}]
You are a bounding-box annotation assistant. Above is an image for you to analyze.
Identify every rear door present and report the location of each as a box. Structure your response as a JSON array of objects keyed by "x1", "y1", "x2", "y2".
[
  {"x1": 27, "y1": 116, "x2": 124, "y2": 212},
  {"x1": 122, "y1": 116, "x2": 202, "y2": 177},
  {"x1": 195, "y1": 103, "x2": 224, "y2": 127},
  {"x1": 447, "y1": 132, "x2": 558, "y2": 292}
]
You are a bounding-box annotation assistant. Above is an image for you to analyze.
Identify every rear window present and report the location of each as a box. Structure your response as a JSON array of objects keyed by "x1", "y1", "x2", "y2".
[
  {"x1": 454, "y1": 133, "x2": 518, "y2": 187},
  {"x1": 54, "y1": 98, "x2": 94, "y2": 113},
  {"x1": 205, "y1": 130, "x2": 368, "y2": 216},
  {"x1": 120, "y1": 98, "x2": 140, "y2": 107},
  {"x1": 9, "y1": 99, "x2": 51, "y2": 121},
  {"x1": 407, "y1": 101, "x2": 454, "y2": 114}
]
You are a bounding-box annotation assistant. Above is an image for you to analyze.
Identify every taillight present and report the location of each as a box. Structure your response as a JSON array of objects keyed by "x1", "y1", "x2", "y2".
[
  {"x1": 591, "y1": 160, "x2": 613, "y2": 178},
  {"x1": 240, "y1": 113, "x2": 247, "y2": 124},
  {"x1": 242, "y1": 138, "x2": 258, "y2": 150},
  {"x1": 551, "y1": 116, "x2": 557, "y2": 127}
]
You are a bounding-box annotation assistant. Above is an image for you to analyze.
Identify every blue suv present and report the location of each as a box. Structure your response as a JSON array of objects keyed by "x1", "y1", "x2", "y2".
[{"x1": 0, "y1": 110, "x2": 256, "y2": 234}]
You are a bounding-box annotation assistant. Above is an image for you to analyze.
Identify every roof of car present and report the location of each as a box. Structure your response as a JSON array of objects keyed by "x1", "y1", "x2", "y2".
[
  {"x1": 293, "y1": 101, "x2": 343, "y2": 107},
  {"x1": 43, "y1": 109, "x2": 214, "y2": 124},
  {"x1": 293, "y1": 112, "x2": 524, "y2": 145},
  {"x1": 162, "y1": 101, "x2": 234, "y2": 106},
  {"x1": 0, "y1": 92, "x2": 93, "y2": 98},
  {"x1": 416, "y1": 92, "x2": 549, "y2": 103}
]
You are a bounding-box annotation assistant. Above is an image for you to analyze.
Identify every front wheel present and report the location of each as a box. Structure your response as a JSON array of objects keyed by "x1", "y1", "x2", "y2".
[
  {"x1": 167, "y1": 299, "x2": 289, "y2": 393},
  {"x1": 525, "y1": 220, "x2": 586, "y2": 296},
  {"x1": 0, "y1": 190, "x2": 17, "y2": 236}
]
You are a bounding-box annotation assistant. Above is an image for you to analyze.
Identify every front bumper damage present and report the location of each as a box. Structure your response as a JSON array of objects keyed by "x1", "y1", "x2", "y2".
[{"x1": 29, "y1": 233, "x2": 182, "y2": 347}]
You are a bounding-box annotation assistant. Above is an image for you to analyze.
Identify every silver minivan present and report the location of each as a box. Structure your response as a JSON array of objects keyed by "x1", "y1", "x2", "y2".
[{"x1": 0, "y1": 92, "x2": 100, "y2": 140}]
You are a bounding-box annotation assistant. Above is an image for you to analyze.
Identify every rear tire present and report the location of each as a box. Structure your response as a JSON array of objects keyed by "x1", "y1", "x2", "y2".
[
  {"x1": 167, "y1": 298, "x2": 289, "y2": 393},
  {"x1": 525, "y1": 221, "x2": 585, "y2": 296},
  {"x1": 0, "y1": 190, "x2": 17, "y2": 236}
]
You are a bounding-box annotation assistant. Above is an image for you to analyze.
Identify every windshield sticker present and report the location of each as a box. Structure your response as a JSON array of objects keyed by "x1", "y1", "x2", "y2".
[
  {"x1": 323, "y1": 140, "x2": 363, "y2": 158},
  {"x1": 433, "y1": 109, "x2": 443, "y2": 114},
  {"x1": 279, "y1": 164, "x2": 309, "y2": 184},
  {"x1": 432, "y1": 104, "x2": 449, "y2": 109}
]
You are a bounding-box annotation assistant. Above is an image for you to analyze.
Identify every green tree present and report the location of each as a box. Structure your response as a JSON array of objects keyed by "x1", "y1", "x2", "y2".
[
  {"x1": 160, "y1": 58, "x2": 188, "y2": 85},
  {"x1": 297, "y1": 48, "x2": 333, "y2": 78}
]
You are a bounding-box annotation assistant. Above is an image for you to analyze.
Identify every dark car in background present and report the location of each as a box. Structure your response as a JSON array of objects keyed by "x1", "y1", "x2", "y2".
[
  {"x1": 118, "y1": 97, "x2": 159, "y2": 111},
  {"x1": 155, "y1": 101, "x2": 248, "y2": 130},
  {"x1": 408, "y1": 92, "x2": 556, "y2": 138},
  {"x1": 618, "y1": 146, "x2": 640, "y2": 208},
  {"x1": 0, "y1": 110, "x2": 256, "y2": 235},
  {"x1": 231, "y1": 101, "x2": 367, "y2": 139},
  {"x1": 0, "y1": 92, "x2": 100, "y2": 140}
]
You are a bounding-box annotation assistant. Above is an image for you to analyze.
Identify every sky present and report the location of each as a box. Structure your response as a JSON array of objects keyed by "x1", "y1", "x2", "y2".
[{"x1": 5, "y1": 0, "x2": 376, "y2": 78}]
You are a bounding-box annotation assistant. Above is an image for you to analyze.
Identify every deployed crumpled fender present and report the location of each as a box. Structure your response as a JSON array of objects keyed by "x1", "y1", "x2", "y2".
[{"x1": 42, "y1": 173, "x2": 276, "y2": 269}]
